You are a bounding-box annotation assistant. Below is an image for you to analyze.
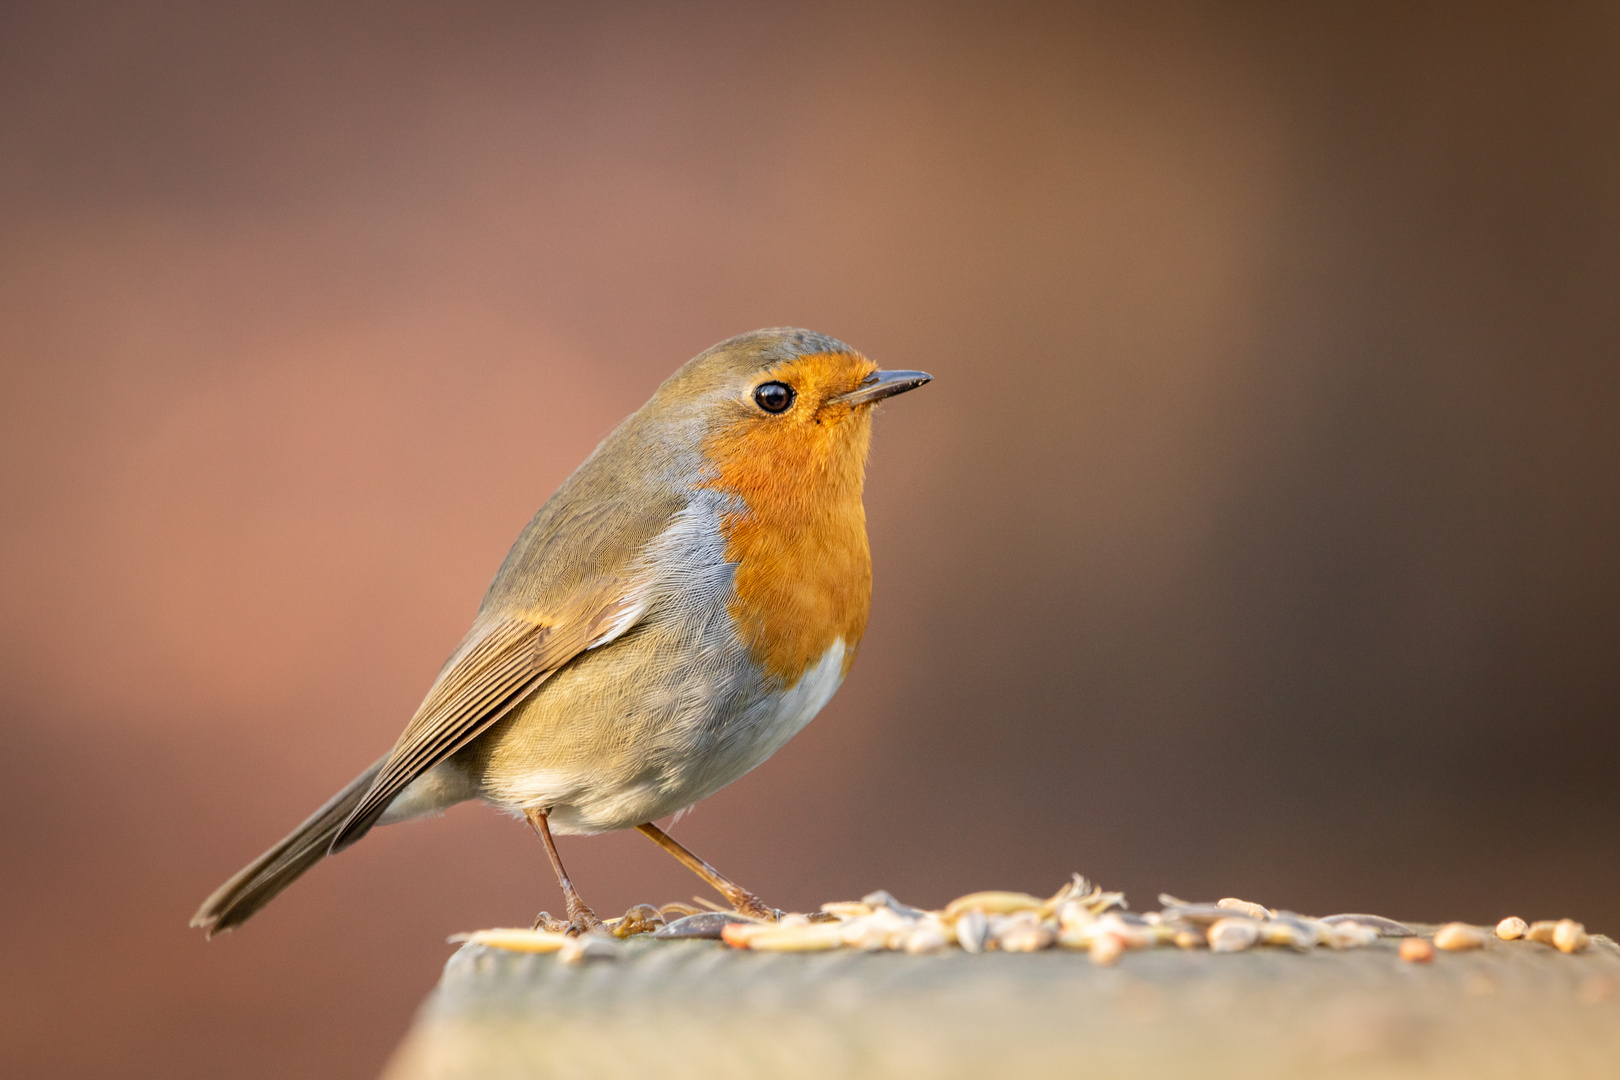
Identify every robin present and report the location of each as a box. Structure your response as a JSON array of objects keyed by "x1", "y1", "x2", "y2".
[{"x1": 192, "y1": 328, "x2": 931, "y2": 936}]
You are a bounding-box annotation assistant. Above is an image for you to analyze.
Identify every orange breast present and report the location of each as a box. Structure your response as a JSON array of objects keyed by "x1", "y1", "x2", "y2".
[{"x1": 700, "y1": 352, "x2": 876, "y2": 688}]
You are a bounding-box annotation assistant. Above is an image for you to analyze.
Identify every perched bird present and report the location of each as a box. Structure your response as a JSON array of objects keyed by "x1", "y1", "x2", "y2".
[{"x1": 192, "y1": 328, "x2": 931, "y2": 936}]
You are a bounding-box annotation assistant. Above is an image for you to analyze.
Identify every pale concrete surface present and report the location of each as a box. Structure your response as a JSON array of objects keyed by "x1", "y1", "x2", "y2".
[{"x1": 385, "y1": 930, "x2": 1620, "y2": 1080}]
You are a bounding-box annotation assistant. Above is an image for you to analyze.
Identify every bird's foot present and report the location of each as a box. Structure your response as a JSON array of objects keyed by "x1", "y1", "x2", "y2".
[
  {"x1": 608, "y1": 903, "x2": 666, "y2": 939},
  {"x1": 564, "y1": 896, "x2": 601, "y2": 936},
  {"x1": 727, "y1": 889, "x2": 781, "y2": 922},
  {"x1": 532, "y1": 910, "x2": 570, "y2": 933}
]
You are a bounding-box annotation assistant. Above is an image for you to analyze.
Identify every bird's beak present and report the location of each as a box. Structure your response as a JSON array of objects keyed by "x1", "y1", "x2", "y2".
[{"x1": 830, "y1": 369, "x2": 933, "y2": 407}]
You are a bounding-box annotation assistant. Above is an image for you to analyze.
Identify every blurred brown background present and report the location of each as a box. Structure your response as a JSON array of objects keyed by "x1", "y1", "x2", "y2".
[{"x1": 2, "y1": 1, "x2": 1617, "y2": 1077}]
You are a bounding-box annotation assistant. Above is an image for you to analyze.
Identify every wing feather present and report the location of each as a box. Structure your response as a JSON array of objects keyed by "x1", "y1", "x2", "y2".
[{"x1": 330, "y1": 589, "x2": 641, "y2": 851}]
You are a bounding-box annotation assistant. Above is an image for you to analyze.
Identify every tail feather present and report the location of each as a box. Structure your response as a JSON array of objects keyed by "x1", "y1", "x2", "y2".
[{"x1": 191, "y1": 756, "x2": 387, "y2": 938}]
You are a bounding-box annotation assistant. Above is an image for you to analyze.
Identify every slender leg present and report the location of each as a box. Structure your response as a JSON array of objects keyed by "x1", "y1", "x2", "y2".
[
  {"x1": 636, "y1": 821, "x2": 778, "y2": 920},
  {"x1": 525, "y1": 807, "x2": 599, "y2": 935}
]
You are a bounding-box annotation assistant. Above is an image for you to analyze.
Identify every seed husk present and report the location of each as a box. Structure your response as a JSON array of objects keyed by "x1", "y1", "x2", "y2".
[
  {"x1": 654, "y1": 912, "x2": 758, "y2": 940},
  {"x1": 1319, "y1": 914, "x2": 1414, "y2": 938},
  {"x1": 1160, "y1": 903, "x2": 1241, "y2": 928},
  {"x1": 861, "y1": 890, "x2": 930, "y2": 920},
  {"x1": 1055, "y1": 899, "x2": 1098, "y2": 934},
  {"x1": 944, "y1": 891, "x2": 1047, "y2": 919},
  {"x1": 1217, "y1": 898, "x2": 1272, "y2": 920},
  {"x1": 1495, "y1": 916, "x2": 1528, "y2": 940},
  {"x1": 1323, "y1": 921, "x2": 1380, "y2": 949},
  {"x1": 956, "y1": 908, "x2": 990, "y2": 953},
  {"x1": 997, "y1": 916, "x2": 1056, "y2": 953},
  {"x1": 1095, "y1": 912, "x2": 1156, "y2": 950},
  {"x1": 904, "y1": 920, "x2": 951, "y2": 954},
  {"x1": 1208, "y1": 918, "x2": 1261, "y2": 953}
]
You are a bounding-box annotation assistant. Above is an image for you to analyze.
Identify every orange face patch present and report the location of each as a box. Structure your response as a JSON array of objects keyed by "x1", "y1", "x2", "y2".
[{"x1": 700, "y1": 352, "x2": 879, "y2": 687}]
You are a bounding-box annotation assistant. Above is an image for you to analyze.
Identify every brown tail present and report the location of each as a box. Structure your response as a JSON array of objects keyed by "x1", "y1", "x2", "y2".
[{"x1": 191, "y1": 756, "x2": 386, "y2": 938}]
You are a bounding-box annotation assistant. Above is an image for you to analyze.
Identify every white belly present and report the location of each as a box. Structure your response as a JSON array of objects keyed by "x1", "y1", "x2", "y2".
[{"x1": 483, "y1": 637, "x2": 849, "y2": 835}]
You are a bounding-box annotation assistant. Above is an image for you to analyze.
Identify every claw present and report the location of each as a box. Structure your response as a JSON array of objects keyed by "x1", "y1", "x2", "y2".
[{"x1": 731, "y1": 892, "x2": 780, "y2": 922}]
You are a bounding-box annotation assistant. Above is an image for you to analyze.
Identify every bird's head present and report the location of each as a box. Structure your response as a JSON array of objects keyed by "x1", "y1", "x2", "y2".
[{"x1": 649, "y1": 328, "x2": 931, "y2": 506}]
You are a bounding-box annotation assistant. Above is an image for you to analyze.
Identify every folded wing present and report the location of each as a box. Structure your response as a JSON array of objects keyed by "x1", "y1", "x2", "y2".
[{"x1": 331, "y1": 585, "x2": 643, "y2": 852}]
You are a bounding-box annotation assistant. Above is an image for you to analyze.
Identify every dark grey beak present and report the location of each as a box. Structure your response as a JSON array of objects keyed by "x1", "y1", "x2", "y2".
[{"x1": 831, "y1": 369, "x2": 933, "y2": 407}]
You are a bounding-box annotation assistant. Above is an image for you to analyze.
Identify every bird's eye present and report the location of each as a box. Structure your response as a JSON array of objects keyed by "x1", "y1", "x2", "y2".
[{"x1": 753, "y1": 381, "x2": 795, "y2": 414}]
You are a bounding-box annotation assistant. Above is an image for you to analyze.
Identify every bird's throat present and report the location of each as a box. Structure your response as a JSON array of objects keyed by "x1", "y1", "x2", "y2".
[{"x1": 700, "y1": 395, "x2": 873, "y2": 689}]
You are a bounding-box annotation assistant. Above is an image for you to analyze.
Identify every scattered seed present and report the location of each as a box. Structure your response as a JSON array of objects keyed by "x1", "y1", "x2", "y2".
[
  {"x1": 450, "y1": 928, "x2": 571, "y2": 953},
  {"x1": 720, "y1": 922, "x2": 769, "y2": 948},
  {"x1": 1399, "y1": 938, "x2": 1434, "y2": 963},
  {"x1": 1173, "y1": 927, "x2": 1207, "y2": 949},
  {"x1": 904, "y1": 920, "x2": 951, "y2": 955},
  {"x1": 737, "y1": 922, "x2": 846, "y2": 952},
  {"x1": 997, "y1": 915, "x2": 1056, "y2": 953},
  {"x1": 1217, "y1": 898, "x2": 1272, "y2": 920},
  {"x1": 532, "y1": 878, "x2": 1601, "y2": 964},
  {"x1": 1057, "y1": 925, "x2": 1095, "y2": 950},
  {"x1": 1323, "y1": 921, "x2": 1380, "y2": 949},
  {"x1": 1433, "y1": 923, "x2": 1487, "y2": 951},
  {"x1": 1160, "y1": 903, "x2": 1240, "y2": 928},
  {"x1": 944, "y1": 891, "x2": 1046, "y2": 920},
  {"x1": 1320, "y1": 914, "x2": 1414, "y2": 938},
  {"x1": 1554, "y1": 919, "x2": 1589, "y2": 954},
  {"x1": 955, "y1": 908, "x2": 990, "y2": 953},
  {"x1": 1056, "y1": 900, "x2": 1097, "y2": 934},
  {"x1": 1261, "y1": 917, "x2": 1318, "y2": 951},
  {"x1": 841, "y1": 907, "x2": 917, "y2": 950},
  {"x1": 1095, "y1": 912, "x2": 1156, "y2": 950},
  {"x1": 1209, "y1": 918, "x2": 1261, "y2": 953},
  {"x1": 654, "y1": 912, "x2": 758, "y2": 940},
  {"x1": 1090, "y1": 933, "x2": 1125, "y2": 966},
  {"x1": 862, "y1": 890, "x2": 930, "y2": 919},
  {"x1": 1527, "y1": 920, "x2": 1560, "y2": 946}
]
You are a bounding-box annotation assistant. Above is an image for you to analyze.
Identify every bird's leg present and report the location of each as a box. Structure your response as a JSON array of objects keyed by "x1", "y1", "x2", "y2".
[
  {"x1": 525, "y1": 807, "x2": 599, "y2": 935},
  {"x1": 635, "y1": 821, "x2": 779, "y2": 920}
]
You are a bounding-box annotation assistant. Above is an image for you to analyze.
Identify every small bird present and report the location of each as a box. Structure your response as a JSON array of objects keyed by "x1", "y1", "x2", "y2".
[{"x1": 192, "y1": 328, "x2": 931, "y2": 936}]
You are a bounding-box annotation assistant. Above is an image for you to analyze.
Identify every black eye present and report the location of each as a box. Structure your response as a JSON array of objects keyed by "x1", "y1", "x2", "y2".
[{"x1": 753, "y1": 381, "x2": 795, "y2": 413}]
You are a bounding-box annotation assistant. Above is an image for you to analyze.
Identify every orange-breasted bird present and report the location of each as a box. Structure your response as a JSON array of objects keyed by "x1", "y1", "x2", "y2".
[{"x1": 192, "y1": 328, "x2": 931, "y2": 936}]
